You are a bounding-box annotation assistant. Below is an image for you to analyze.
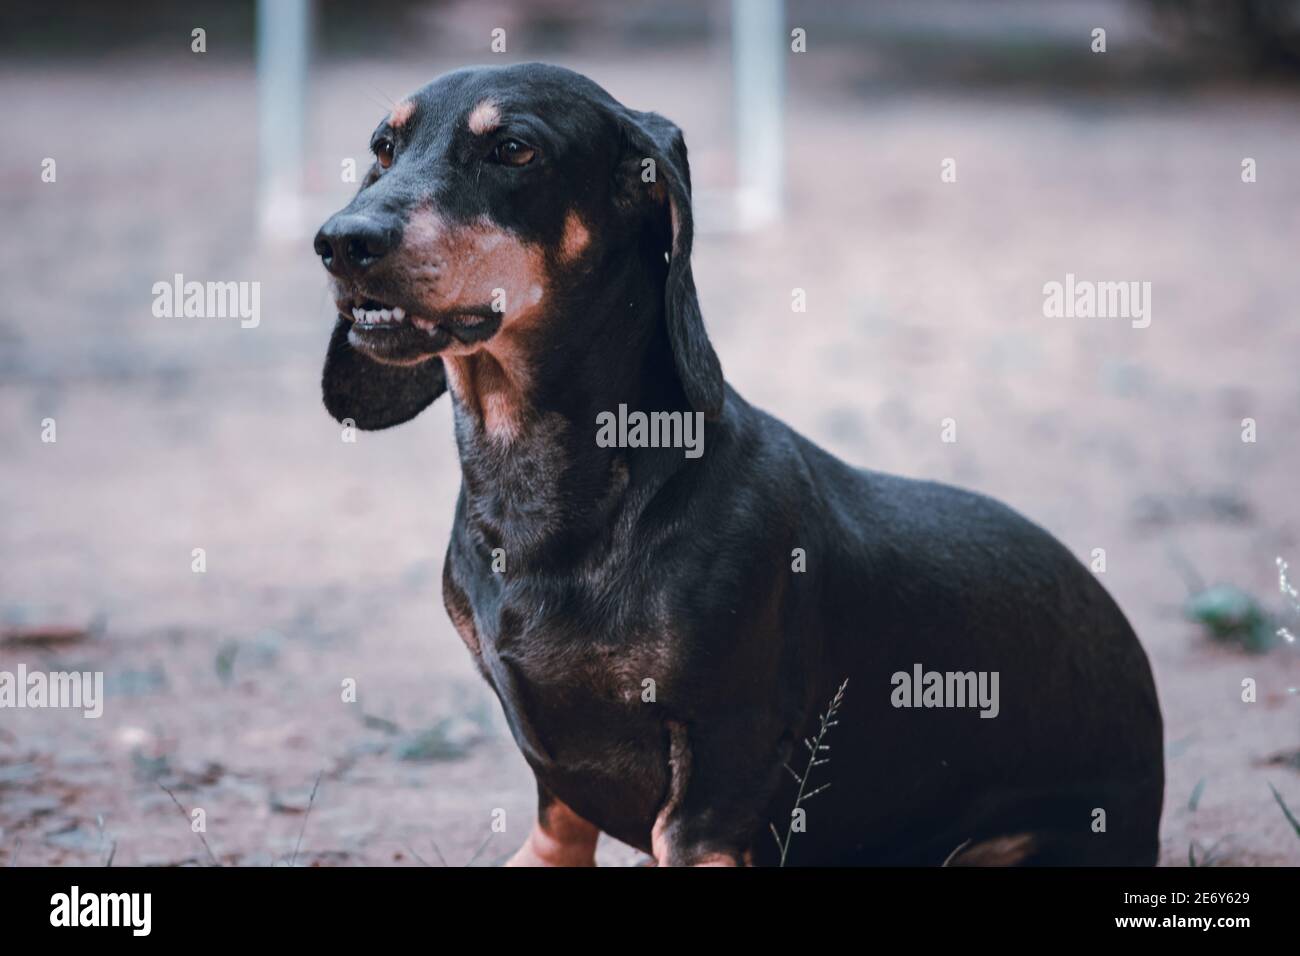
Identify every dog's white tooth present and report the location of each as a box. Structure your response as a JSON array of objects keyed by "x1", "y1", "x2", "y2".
[
  {"x1": 392, "y1": 307, "x2": 406, "y2": 320},
  {"x1": 365, "y1": 310, "x2": 379, "y2": 321},
  {"x1": 352, "y1": 307, "x2": 363, "y2": 320},
  {"x1": 379, "y1": 309, "x2": 392, "y2": 321}
]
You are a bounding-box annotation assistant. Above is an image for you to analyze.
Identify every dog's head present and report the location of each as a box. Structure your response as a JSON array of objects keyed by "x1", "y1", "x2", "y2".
[{"x1": 316, "y1": 62, "x2": 722, "y2": 431}]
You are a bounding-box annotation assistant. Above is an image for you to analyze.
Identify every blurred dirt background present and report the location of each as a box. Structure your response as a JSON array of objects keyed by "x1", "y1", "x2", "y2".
[{"x1": 1, "y1": 0, "x2": 1298, "y2": 866}]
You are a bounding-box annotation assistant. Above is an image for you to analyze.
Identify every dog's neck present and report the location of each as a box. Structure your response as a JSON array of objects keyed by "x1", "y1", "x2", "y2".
[{"x1": 444, "y1": 245, "x2": 693, "y2": 566}]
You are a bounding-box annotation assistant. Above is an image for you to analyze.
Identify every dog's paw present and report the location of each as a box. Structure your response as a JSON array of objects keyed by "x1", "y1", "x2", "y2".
[{"x1": 504, "y1": 824, "x2": 598, "y2": 867}]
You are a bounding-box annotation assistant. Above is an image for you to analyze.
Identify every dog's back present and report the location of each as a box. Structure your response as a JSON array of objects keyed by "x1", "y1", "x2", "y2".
[{"x1": 743, "y1": 412, "x2": 1164, "y2": 865}]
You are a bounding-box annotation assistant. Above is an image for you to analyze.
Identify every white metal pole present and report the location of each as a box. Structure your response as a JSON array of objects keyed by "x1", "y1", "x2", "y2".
[
  {"x1": 732, "y1": 0, "x2": 785, "y2": 228},
  {"x1": 257, "y1": 0, "x2": 311, "y2": 240}
]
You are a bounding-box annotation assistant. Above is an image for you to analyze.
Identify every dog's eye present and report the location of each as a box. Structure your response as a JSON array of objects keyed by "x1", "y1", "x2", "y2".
[
  {"x1": 374, "y1": 139, "x2": 395, "y2": 169},
  {"x1": 492, "y1": 139, "x2": 536, "y2": 167}
]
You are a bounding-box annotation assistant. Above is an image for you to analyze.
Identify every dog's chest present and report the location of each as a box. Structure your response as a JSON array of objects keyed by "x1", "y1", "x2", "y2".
[
  {"x1": 459, "y1": 588, "x2": 675, "y2": 837},
  {"x1": 443, "y1": 434, "x2": 675, "y2": 838},
  {"x1": 502, "y1": 624, "x2": 669, "y2": 703},
  {"x1": 492, "y1": 623, "x2": 672, "y2": 843},
  {"x1": 481, "y1": 600, "x2": 673, "y2": 733}
]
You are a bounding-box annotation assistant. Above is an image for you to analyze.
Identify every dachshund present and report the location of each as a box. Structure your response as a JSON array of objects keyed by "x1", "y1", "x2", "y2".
[{"x1": 315, "y1": 63, "x2": 1164, "y2": 866}]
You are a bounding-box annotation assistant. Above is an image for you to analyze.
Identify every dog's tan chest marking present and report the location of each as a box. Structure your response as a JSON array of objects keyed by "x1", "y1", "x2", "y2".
[
  {"x1": 442, "y1": 565, "x2": 481, "y2": 655},
  {"x1": 447, "y1": 603, "x2": 480, "y2": 655},
  {"x1": 443, "y1": 351, "x2": 529, "y2": 440}
]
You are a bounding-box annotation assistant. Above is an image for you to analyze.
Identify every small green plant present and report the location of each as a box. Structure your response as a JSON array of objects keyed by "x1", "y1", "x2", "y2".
[
  {"x1": 1184, "y1": 585, "x2": 1275, "y2": 653},
  {"x1": 769, "y1": 679, "x2": 848, "y2": 867}
]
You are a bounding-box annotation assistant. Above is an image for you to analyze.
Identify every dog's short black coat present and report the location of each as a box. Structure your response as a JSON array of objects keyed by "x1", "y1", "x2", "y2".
[{"x1": 316, "y1": 63, "x2": 1164, "y2": 866}]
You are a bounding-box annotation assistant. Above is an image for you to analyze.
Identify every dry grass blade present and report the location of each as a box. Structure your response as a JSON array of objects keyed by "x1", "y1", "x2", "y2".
[
  {"x1": 465, "y1": 831, "x2": 494, "y2": 867},
  {"x1": 941, "y1": 838, "x2": 972, "y2": 867},
  {"x1": 1268, "y1": 783, "x2": 1300, "y2": 839},
  {"x1": 429, "y1": 838, "x2": 450, "y2": 868},
  {"x1": 289, "y1": 772, "x2": 324, "y2": 868},
  {"x1": 159, "y1": 783, "x2": 220, "y2": 867},
  {"x1": 407, "y1": 844, "x2": 432, "y2": 867},
  {"x1": 770, "y1": 678, "x2": 849, "y2": 866}
]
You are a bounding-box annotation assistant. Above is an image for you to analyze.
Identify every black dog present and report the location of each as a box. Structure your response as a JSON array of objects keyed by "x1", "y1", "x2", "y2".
[{"x1": 315, "y1": 63, "x2": 1164, "y2": 866}]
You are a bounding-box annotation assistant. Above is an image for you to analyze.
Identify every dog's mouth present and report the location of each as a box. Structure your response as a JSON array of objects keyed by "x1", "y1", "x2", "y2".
[
  {"x1": 347, "y1": 297, "x2": 410, "y2": 330},
  {"x1": 336, "y1": 293, "x2": 502, "y2": 363}
]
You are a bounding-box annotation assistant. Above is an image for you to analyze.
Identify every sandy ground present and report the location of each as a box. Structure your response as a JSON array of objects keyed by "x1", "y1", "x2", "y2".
[{"x1": 2, "y1": 38, "x2": 1299, "y2": 866}]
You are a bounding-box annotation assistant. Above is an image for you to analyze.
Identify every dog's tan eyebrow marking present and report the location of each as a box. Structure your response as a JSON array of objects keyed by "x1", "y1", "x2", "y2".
[
  {"x1": 467, "y1": 99, "x2": 502, "y2": 135},
  {"x1": 388, "y1": 99, "x2": 416, "y2": 129}
]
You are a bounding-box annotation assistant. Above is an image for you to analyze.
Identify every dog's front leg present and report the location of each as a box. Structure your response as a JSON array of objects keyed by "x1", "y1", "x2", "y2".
[
  {"x1": 506, "y1": 783, "x2": 600, "y2": 867},
  {"x1": 650, "y1": 719, "x2": 769, "y2": 867}
]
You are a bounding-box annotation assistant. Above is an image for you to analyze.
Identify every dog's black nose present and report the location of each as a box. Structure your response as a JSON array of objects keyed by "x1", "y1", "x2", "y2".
[{"x1": 313, "y1": 214, "x2": 397, "y2": 277}]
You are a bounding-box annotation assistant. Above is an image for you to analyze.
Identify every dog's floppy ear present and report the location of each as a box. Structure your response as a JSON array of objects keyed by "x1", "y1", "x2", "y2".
[
  {"x1": 618, "y1": 109, "x2": 724, "y2": 419},
  {"x1": 321, "y1": 316, "x2": 446, "y2": 429}
]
